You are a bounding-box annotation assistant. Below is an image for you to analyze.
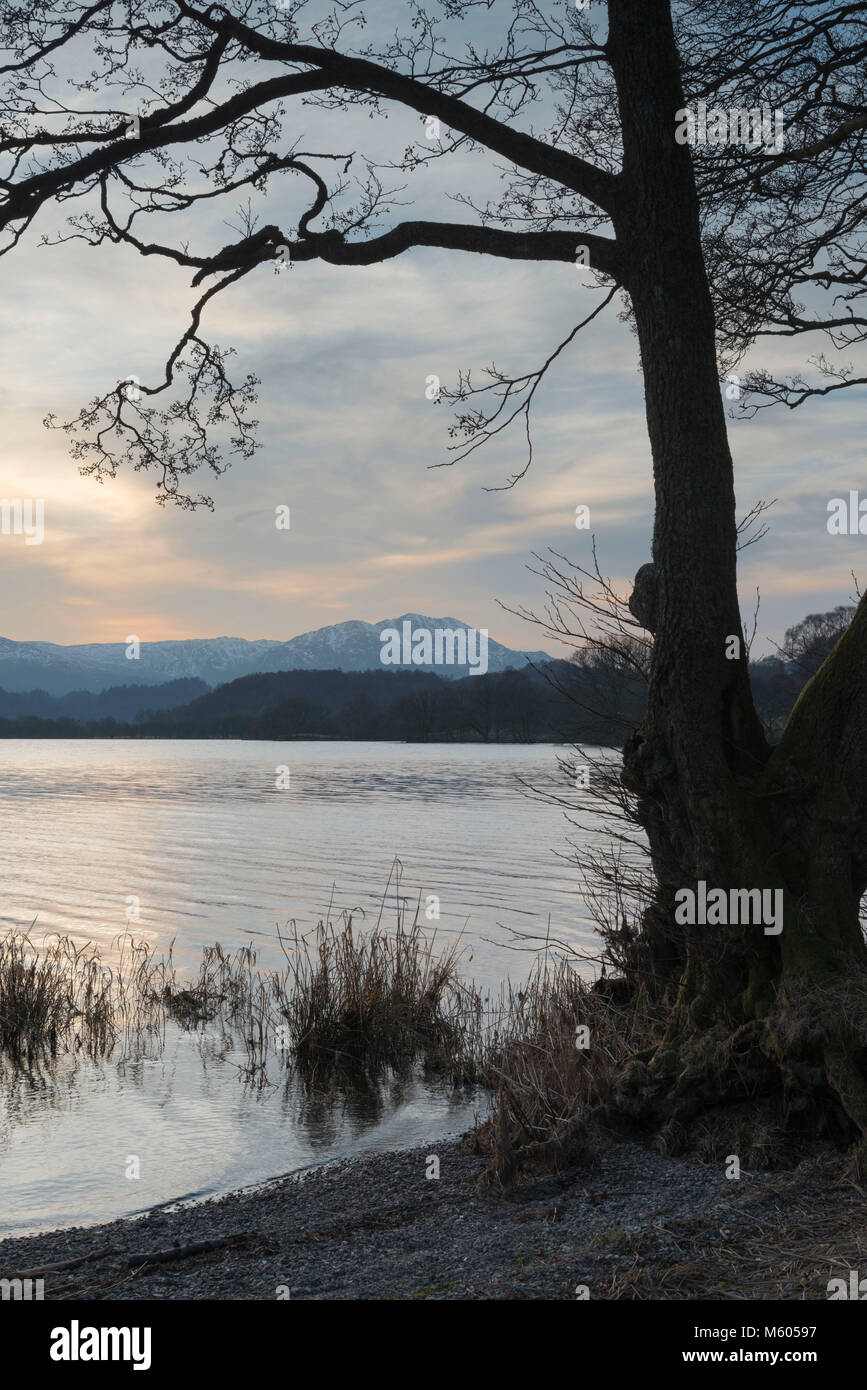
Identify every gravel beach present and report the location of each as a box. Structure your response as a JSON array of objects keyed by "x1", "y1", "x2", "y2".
[{"x1": 1, "y1": 1137, "x2": 863, "y2": 1300}]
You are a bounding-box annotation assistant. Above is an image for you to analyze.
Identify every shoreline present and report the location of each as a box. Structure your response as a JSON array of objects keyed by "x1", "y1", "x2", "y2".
[{"x1": 1, "y1": 1137, "x2": 861, "y2": 1300}]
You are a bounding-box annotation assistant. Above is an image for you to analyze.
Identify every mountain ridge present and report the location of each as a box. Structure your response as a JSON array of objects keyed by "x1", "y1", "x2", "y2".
[{"x1": 0, "y1": 616, "x2": 552, "y2": 695}]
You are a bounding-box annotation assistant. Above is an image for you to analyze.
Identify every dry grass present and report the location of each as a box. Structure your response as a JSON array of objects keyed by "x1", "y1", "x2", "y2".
[
  {"x1": 0, "y1": 911, "x2": 488, "y2": 1092},
  {"x1": 596, "y1": 1158, "x2": 867, "y2": 1300},
  {"x1": 474, "y1": 953, "x2": 662, "y2": 1190},
  {"x1": 0, "y1": 930, "x2": 162, "y2": 1059},
  {"x1": 271, "y1": 911, "x2": 485, "y2": 1082},
  {"x1": 0, "y1": 906, "x2": 663, "y2": 1174},
  {"x1": 159, "y1": 941, "x2": 267, "y2": 1025}
]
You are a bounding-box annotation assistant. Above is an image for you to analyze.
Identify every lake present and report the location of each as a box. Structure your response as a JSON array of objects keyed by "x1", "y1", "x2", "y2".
[{"x1": 0, "y1": 739, "x2": 609, "y2": 1235}]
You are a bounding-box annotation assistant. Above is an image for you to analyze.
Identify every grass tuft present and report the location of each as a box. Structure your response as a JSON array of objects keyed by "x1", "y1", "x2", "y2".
[
  {"x1": 0, "y1": 930, "x2": 161, "y2": 1059},
  {"x1": 272, "y1": 911, "x2": 484, "y2": 1082}
]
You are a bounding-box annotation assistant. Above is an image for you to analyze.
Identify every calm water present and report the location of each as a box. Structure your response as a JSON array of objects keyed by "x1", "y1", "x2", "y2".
[{"x1": 0, "y1": 740, "x2": 607, "y2": 1235}]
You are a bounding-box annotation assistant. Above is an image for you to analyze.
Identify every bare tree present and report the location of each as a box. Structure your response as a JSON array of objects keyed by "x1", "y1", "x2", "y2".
[{"x1": 782, "y1": 606, "x2": 856, "y2": 677}]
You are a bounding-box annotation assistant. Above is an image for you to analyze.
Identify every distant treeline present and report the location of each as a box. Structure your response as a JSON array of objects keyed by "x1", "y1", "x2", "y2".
[
  {"x1": 0, "y1": 664, "x2": 629, "y2": 744},
  {"x1": 0, "y1": 608, "x2": 846, "y2": 744},
  {"x1": 0, "y1": 677, "x2": 208, "y2": 723}
]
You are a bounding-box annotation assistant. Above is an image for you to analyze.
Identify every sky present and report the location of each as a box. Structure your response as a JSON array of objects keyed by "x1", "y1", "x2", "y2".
[{"x1": 0, "y1": 0, "x2": 862, "y2": 660}]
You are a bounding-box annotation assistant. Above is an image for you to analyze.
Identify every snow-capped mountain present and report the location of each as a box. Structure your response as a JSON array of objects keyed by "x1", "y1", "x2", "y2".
[{"x1": 0, "y1": 617, "x2": 552, "y2": 695}]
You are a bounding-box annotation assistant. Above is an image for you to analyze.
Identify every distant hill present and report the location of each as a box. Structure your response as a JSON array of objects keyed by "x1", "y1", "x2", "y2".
[
  {"x1": 0, "y1": 662, "x2": 630, "y2": 746},
  {"x1": 0, "y1": 678, "x2": 209, "y2": 723},
  {"x1": 0, "y1": 605, "x2": 846, "y2": 746},
  {"x1": 0, "y1": 616, "x2": 552, "y2": 695}
]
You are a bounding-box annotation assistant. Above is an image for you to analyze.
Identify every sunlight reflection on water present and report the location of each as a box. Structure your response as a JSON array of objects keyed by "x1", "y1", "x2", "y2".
[{"x1": 0, "y1": 739, "x2": 616, "y2": 1235}]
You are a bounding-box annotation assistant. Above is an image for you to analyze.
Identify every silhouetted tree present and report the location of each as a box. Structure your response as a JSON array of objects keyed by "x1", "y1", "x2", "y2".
[{"x1": 4, "y1": 0, "x2": 867, "y2": 1164}]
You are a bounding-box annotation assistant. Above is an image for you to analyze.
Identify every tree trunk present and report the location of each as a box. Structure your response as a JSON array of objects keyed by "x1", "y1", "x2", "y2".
[{"x1": 604, "y1": 0, "x2": 867, "y2": 1168}]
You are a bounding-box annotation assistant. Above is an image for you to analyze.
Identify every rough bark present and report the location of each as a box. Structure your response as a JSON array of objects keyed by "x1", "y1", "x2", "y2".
[{"x1": 601, "y1": 0, "x2": 867, "y2": 1168}]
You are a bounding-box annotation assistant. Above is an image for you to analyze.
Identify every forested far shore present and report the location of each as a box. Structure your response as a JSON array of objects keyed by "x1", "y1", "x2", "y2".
[{"x1": 0, "y1": 608, "x2": 845, "y2": 745}]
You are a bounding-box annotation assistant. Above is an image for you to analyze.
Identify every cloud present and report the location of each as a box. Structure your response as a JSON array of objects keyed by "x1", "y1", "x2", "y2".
[{"x1": 0, "y1": 83, "x2": 858, "y2": 652}]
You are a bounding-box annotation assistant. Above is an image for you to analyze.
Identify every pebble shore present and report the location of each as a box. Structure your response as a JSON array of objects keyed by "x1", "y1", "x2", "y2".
[{"x1": 0, "y1": 1138, "x2": 861, "y2": 1299}]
